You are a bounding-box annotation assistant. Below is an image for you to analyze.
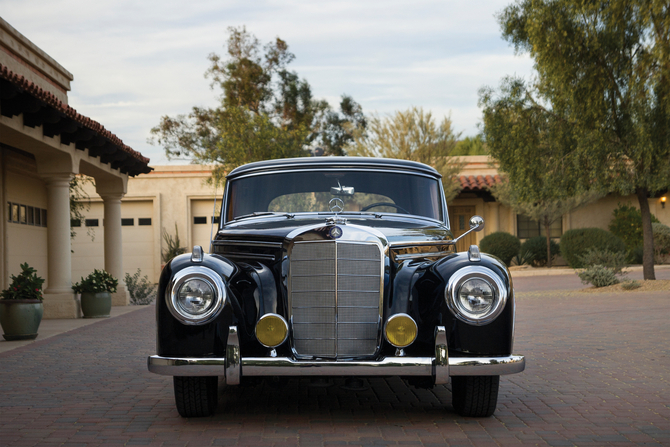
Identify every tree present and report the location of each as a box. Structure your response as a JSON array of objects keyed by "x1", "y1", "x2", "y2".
[
  {"x1": 150, "y1": 26, "x2": 365, "y2": 183},
  {"x1": 452, "y1": 135, "x2": 488, "y2": 155},
  {"x1": 481, "y1": 77, "x2": 603, "y2": 267},
  {"x1": 346, "y1": 107, "x2": 462, "y2": 201},
  {"x1": 492, "y1": 0, "x2": 670, "y2": 279}
]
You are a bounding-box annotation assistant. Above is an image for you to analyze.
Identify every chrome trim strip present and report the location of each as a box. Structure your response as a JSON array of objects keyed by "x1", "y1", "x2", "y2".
[
  {"x1": 434, "y1": 326, "x2": 449, "y2": 384},
  {"x1": 225, "y1": 326, "x2": 240, "y2": 385},
  {"x1": 147, "y1": 355, "x2": 525, "y2": 377},
  {"x1": 211, "y1": 240, "x2": 283, "y2": 248},
  {"x1": 242, "y1": 357, "x2": 432, "y2": 376},
  {"x1": 389, "y1": 240, "x2": 455, "y2": 248},
  {"x1": 215, "y1": 253, "x2": 276, "y2": 261},
  {"x1": 148, "y1": 356, "x2": 225, "y2": 376},
  {"x1": 449, "y1": 355, "x2": 525, "y2": 376},
  {"x1": 393, "y1": 251, "x2": 452, "y2": 261}
]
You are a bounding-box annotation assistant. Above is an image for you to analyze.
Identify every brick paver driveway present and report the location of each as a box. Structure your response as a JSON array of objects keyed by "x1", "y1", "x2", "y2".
[{"x1": 1, "y1": 286, "x2": 669, "y2": 446}]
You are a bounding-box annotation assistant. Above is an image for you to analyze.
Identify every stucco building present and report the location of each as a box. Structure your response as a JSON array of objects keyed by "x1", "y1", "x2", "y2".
[{"x1": 1, "y1": 17, "x2": 151, "y2": 318}]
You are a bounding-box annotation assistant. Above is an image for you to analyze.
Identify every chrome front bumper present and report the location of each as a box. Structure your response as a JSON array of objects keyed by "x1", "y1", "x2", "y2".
[{"x1": 148, "y1": 326, "x2": 525, "y2": 385}]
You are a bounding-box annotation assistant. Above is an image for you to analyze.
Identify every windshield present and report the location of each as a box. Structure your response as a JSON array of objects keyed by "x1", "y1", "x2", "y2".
[{"x1": 224, "y1": 170, "x2": 443, "y2": 223}]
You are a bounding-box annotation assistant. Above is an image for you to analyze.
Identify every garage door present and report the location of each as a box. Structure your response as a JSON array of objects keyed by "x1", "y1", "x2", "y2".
[
  {"x1": 120, "y1": 201, "x2": 155, "y2": 281},
  {"x1": 71, "y1": 200, "x2": 156, "y2": 283},
  {"x1": 190, "y1": 199, "x2": 221, "y2": 253}
]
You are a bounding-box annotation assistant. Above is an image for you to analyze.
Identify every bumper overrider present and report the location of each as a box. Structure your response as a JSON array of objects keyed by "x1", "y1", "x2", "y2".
[{"x1": 148, "y1": 326, "x2": 525, "y2": 384}]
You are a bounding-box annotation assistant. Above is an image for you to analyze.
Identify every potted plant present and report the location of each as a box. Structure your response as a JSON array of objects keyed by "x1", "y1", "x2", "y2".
[
  {"x1": 0, "y1": 263, "x2": 45, "y2": 340},
  {"x1": 73, "y1": 269, "x2": 118, "y2": 318}
]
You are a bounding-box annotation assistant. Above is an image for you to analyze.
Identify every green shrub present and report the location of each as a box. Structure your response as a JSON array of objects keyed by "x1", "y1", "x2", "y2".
[
  {"x1": 519, "y1": 236, "x2": 560, "y2": 267},
  {"x1": 653, "y1": 222, "x2": 670, "y2": 264},
  {"x1": 628, "y1": 245, "x2": 644, "y2": 264},
  {"x1": 560, "y1": 228, "x2": 626, "y2": 268},
  {"x1": 479, "y1": 232, "x2": 521, "y2": 266},
  {"x1": 578, "y1": 264, "x2": 620, "y2": 288},
  {"x1": 608, "y1": 204, "x2": 659, "y2": 253},
  {"x1": 125, "y1": 269, "x2": 157, "y2": 305},
  {"x1": 0, "y1": 263, "x2": 44, "y2": 301},
  {"x1": 72, "y1": 269, "x2": 118, "y2": 294},
  {"x1": 578, "y1": 248, "x2": 627, "y2": 275}
]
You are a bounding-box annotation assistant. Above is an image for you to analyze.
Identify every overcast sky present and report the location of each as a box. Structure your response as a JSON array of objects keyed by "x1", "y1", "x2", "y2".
[{"x1": 2, "y1": 0, "x2": 534, "y2": 166}]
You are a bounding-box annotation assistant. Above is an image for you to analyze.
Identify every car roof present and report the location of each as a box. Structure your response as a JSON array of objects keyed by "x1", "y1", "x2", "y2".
[{"x1": 226, "y1": 157, "x2": 441, "y2": 180}]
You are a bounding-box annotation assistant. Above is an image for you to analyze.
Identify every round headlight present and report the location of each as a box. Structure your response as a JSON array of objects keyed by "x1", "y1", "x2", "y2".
[
  {"x1": 167, "y1": 267, "x2": 226, "y2": 325},
  {"x1": 177, "y1": 279, "x2": 215, "y2": 315},
  {"x1": 256, "y1": 313, "x2": 289, "y2": 347},
  {"x1": 445, "y1": 266, "x2": 508, "y2": 326},
  {"x1": 385, "y1": 313, "x2": 418, "y2": 348}
]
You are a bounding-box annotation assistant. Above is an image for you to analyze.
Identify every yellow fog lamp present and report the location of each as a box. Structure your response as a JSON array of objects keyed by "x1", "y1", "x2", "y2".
[
  {"x1": 255, "y1": 313, "x2": 289, "y2": 347},
  {"x1": 384, "y1": 314, "x2": 418, "y2": 348}
]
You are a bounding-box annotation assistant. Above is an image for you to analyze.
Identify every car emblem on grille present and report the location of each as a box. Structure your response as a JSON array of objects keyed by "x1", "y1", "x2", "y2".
[
  {"x1": 329, "y1": 226, "x2": 343, "y2": 239},
  {"x1": 329, "y1": 198, "x2": 344, "y2": 214}
]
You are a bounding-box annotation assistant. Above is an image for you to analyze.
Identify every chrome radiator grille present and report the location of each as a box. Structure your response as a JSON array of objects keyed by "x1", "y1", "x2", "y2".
[{"x1": 290, "y1": 241, "x2": 382, "y2": 359}]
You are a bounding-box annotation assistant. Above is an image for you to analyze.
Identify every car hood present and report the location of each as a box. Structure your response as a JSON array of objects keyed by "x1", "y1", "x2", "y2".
[{"x1": 215, "y1": 215, "x2": 453, "y2": 246}]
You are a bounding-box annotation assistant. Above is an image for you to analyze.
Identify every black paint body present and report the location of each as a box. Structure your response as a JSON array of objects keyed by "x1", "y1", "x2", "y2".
[{"x1": 156, "y1": 217, "x2": 515, "y2": 361}]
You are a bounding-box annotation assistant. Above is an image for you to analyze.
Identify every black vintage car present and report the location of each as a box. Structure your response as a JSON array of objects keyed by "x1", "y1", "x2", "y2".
[{"x1": 148, "y1": 157, "x2": 525, "y2": 418}]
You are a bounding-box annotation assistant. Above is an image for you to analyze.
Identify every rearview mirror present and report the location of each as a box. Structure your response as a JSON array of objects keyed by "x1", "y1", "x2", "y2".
[{"x1": 330, "y1": 181, "x2": 354, "y2": 196}]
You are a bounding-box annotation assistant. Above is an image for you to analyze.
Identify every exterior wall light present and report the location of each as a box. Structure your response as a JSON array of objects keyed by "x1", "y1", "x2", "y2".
[{"x1": 662, "y1": 196, "x2": 667, "y2": 209}]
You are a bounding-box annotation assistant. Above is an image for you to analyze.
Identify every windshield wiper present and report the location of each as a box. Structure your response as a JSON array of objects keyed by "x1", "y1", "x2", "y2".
[{"x1": 234, "y1": 212, "x2": 286, "y2": 221}]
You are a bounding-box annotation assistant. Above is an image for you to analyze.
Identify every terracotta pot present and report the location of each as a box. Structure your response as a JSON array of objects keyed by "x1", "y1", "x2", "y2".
[
  {"x1": 0, "y1": 299, "x2": 43, "y2": 341},
  {"x1": 80, "y1": 292, "x2": 112, "y2": 318}
]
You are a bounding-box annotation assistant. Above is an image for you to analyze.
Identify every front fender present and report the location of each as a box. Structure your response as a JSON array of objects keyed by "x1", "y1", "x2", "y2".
[
  {"x1": 433, "y1": 252, "x2": 515, "y2": 356},
  {"x1": 156, "y1": 252, "x2": 237, "y2": 358}
]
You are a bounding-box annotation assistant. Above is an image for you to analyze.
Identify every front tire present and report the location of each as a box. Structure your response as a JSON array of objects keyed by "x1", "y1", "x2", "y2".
[
  {"x1": 173, "y1": 376, "x2": 218, "y2": 417},
  {"x1": 451, "y1": 375, "x2": 499, "y2": 417}
]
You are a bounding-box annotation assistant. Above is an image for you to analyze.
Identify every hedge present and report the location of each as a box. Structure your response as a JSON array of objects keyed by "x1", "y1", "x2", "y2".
[
  {"x1": 560, "y1": 228, "x2": 626, "y2": 268},
  {"x1": 479, "y1": 232, "x2": 520, "y2": 266}
]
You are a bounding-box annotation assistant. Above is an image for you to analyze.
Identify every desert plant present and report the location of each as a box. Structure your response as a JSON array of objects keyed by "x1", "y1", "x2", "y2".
[
  {"x1": 652, "y1": 223, "x2": 670, "y2": 264},
  {"x1": 577, "y1": 265, "x2": 620, "y2": 288},
  {"x1": 162, "y1": 223, "x2": 186, "y2": 263},
  {"x1": 125, "y1": 269, "x2": 157, "y2": 305},
  {"x1": 512, "y1": 250, "x2": 533, "y2": 267},
  {"x1": 72, "y1": 269, "x2": 118, "y2": 294},
  {"x1": 0, "y1": 263, "x2": 44, "y2": 300},
  {"x1": 560, "y1": 228, "x2": 626, "y2": 268},
  {"x1": 621, "y1": 280, "x2": 641, "y2": 290},
  {"x1": 520, "y1": 236, "x2": 560, "y2": 267},
  {"x1": 578, "y1": 248, "x2": 627, "y2": 275},
  {"x1": 479, "y1": 232, "x2": 521, "y2": 266}
]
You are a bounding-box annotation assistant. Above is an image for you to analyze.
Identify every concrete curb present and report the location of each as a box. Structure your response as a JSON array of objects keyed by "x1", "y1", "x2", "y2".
[{"x1": 509, "y1": 263, "x2": 670, "y2": 277}]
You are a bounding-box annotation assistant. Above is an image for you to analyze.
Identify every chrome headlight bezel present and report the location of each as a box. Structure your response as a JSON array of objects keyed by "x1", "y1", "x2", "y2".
[
  {"x1": 166, "y1": 266, "x2": 226, "y2": 325},
  {"x1": 445, "y1": 266, "x2": 508, "y2": 326}
]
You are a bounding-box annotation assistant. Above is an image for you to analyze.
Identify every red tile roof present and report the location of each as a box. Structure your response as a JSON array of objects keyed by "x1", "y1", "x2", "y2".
[
  {"x1": 458, "y1": 174, "x2": 504, "y2": 191},
  {"x1": 0, "y1": 63, "x2": 151, "y2": 174}
]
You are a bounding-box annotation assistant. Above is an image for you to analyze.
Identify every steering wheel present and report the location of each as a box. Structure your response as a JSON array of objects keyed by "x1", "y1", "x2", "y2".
[{"x1": 361, "y1": 202, "x2": 410, "y2": 214}]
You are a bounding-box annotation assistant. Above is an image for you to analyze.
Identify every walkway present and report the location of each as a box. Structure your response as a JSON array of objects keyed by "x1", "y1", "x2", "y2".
[{"x1": 0, "y1": 275, "x2": 668, "y2": 445}]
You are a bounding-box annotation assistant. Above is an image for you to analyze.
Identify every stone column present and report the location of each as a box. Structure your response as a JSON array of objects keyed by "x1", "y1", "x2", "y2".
[
  {"x1": 43, "y1": 173, "x2": 78, "y2": 318},
  {"x1": 101, "y1": 193, "x2": 129, "y2": 305},
  {"x1": 488, "y1": 202, "x2": 500, "y2": 234}
]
